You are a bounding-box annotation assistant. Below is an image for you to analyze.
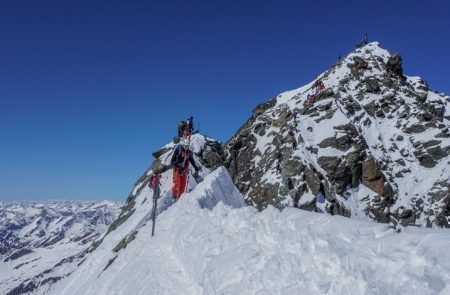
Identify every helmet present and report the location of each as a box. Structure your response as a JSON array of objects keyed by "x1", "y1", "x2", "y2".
[{"x1": 180, "y1": 139, "x2": 190, "y2": 146}]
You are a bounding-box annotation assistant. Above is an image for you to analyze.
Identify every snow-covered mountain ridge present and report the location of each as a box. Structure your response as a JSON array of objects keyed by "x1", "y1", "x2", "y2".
[
  {"x1": 225, "y1": 42, "x2": 450, "y2": 228},
  {"x1": 50, "y1": 166, "x2": 450, "y2": 295},
  {"x1": 0, "y1": 201, "x2": 121, "y2": 294},
  {"x1": 48, "y1": 130, "x2": 450, "y2": 295},
  {"x1": 8, "y1": 42, "x2": 450, "y2": 294}
]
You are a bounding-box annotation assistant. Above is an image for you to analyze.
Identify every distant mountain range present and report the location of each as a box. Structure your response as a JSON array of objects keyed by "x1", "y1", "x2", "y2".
[{"x1": 0, "y1": 201, "x2": 122, "y2": 294}]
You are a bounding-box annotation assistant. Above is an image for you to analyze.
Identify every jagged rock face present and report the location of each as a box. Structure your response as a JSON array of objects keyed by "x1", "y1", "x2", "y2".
[{"x1": 224, "y1": 42, "x2": 450, "y2": 228}]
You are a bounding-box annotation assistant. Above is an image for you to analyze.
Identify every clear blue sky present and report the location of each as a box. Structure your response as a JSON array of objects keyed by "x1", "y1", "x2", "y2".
[{"x1": 1, "y1": 0, "x2": 449, "y2": 201}]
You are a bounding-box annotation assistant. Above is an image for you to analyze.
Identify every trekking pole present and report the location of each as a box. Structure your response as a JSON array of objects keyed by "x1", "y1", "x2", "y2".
[
  {"x1": 185, "y1": 169, "x2": 190, "y2": 193},
  {"x1": 151, "y1": 177, "x2": 160, "y2": 237}
]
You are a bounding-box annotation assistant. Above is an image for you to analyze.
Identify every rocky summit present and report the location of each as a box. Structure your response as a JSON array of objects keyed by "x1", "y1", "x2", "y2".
[{"x1": 223, "y1": 42, "x2": 450, "y2": 228}]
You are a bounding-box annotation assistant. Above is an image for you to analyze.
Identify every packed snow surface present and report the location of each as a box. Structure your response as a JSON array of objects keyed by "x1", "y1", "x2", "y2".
[{"x1": 52, "y1": 167, "x2": 450, "y2": 295}]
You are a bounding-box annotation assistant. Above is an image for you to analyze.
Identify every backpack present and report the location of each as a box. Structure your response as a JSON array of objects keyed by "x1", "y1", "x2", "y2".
[
  {"x1": 179, "y1": 121, "x2": 187, "y2": 129},
  {"x1": 150, "y1": 173, "x2": 161, "y2": 188}
]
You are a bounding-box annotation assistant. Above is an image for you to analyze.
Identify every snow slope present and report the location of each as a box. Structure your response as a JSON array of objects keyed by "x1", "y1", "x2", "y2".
[{"x1": 50, "y1": 167, "x2": 450, "y2": 295}]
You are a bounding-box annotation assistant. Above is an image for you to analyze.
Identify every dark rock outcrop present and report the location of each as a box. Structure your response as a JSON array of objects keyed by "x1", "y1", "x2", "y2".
[{"x1": 387, "y1": 52, "x2": 403, "y2": 76}]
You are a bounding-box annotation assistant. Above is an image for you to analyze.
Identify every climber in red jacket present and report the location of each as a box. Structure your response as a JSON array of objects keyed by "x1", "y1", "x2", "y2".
[{"x1": 170, "y1": 139, "x2": 199, "y2": 200}]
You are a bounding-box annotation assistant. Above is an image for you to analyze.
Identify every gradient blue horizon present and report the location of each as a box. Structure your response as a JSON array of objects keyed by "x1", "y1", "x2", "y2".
[{"x1": 1, "y1": 0, "x2": 449, "y2": 201}]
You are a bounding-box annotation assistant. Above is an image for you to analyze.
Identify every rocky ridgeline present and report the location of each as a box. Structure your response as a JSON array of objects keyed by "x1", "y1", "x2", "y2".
[
  {"x1": 107, "y1": 43, "x2": 449, "y2": 253},
  {"x1": 223, "y1": 42, "x2": 450, "y2": 228}
]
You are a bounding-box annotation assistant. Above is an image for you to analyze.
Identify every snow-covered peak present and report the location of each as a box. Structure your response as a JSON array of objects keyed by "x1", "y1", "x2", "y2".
[
  {"x1": 225, "y1": 41, "x2": 450, "y2": 227},
  {"x1": 276, "y1": 41, "x2": 394, "y2": 107}
]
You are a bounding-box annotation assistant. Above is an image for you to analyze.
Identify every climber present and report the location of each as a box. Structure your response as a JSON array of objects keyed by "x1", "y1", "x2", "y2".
[
  {"x1": 303, "y1": 99, "x2": 309, "y2": 107},
  {"x1": 319, "y1": 81, "x2": 325, "y2": 91},
  {"x1": 292, "y1": 110, "x2": 299, "y2": 130},
  {"x1": 293, "y1": 118, "x2": 299, "y2": 130},
  {"x1": 313, "y1": 80, "x2": 325, "y2": 96},
  {"x1": 186, "y1": 116, "x2": 194, "y2": 139},
  {"x1": 309, "y1": 94, "x2": 315, "y2": 104},
  {"x1": 178, "y1": 120, "x2": 187, "y2": 139},
  {"x1": 170, "y1": 138, "x2": 200, "y2": 200},
  {"x1": 276, "y1": 152, "x2": 283, "y2": 173},
  {"x1": 288, "y1": 125, "x2": 297, "y2": 150},
  {"x1": 150, "y1": 172, "x2": 162, "y2": 189},
  {"x1": 363, "y1": 33, "x2": 368, "y2": 45},
  {"x1": 316, "y1": 81, "x2": 325, "y2": 96}
]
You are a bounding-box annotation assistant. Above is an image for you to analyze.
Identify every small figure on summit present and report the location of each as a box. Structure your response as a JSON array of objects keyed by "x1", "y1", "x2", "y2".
[
  {"x1": 356, "y1": 34, "x2": 369, "y2": 48},
  {"x1": 170, "y1": 139, "x2": 199, "y2": 201}
]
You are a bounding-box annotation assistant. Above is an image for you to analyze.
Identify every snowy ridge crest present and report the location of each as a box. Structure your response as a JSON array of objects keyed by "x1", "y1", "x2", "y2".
[
  {"x1": 50, "y1": 165, "x2": 245, "y2": 294},
  {"x1": 50, "y1": 163, "x2": 450, "y2": 295}
]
